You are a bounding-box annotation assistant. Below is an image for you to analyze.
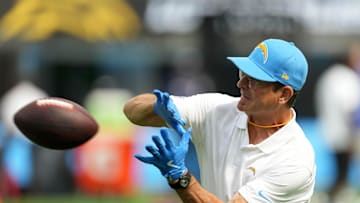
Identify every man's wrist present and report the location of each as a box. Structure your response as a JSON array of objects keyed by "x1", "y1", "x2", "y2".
[
  {"x1": 168, "y1": 170, "x2": 192, "y2": 189},
  {"x1": 167, "y1": 168, "x2": 188, "y2": 183}
]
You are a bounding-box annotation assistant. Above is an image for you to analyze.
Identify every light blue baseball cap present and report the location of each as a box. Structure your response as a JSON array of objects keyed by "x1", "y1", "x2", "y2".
[{"x1": 227, "y1": 38, "x2": 308, "y2": 91}]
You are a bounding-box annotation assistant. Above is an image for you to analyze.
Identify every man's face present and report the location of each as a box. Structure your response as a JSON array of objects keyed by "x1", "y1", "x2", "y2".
[{"x1": 236, "y1": 71, "x2": 283, "y2": 115}]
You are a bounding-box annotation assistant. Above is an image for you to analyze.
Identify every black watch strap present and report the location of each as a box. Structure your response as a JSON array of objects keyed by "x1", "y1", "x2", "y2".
[{"x1": 168, "y1": 171, "x2": 192, "y2": 189}]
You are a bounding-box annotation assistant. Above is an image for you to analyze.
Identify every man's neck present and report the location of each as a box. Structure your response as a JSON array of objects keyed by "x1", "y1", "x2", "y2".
[{"x1": 247, "y1": 109, "x2": 293, "y2": 144}]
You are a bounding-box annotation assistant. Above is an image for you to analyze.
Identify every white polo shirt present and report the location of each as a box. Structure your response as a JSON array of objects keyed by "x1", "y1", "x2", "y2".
[
  {"x1": 172, "y1": 93, "x2": 316, "y2": 202},
  {"x1": 315, "y1": 64, "x2": 360, "y2": 152}
]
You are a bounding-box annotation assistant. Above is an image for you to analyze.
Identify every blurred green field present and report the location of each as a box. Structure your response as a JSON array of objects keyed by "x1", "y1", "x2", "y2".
[
  {"x1": 4, "y1": 195, "x2": 144, "y2": 203},
  {"x1": 3, "y1": 193, "x2": 181, "y2": 203},
  {"x1": 3, "y1": 190, "x2": 360, "y2": 203}
]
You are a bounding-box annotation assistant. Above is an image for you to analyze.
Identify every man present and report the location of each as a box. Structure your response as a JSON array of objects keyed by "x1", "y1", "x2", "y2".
[
  {"x1": 315, "y1": 42, "x2": 360, "y2": 202},
  {"x1": 124, "y1": 38, "x2": 316, "y2": 202}
]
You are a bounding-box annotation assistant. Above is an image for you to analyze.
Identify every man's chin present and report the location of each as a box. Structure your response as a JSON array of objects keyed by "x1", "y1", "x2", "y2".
[{"x1": 237, "y1": 101, "x2": 246, "y2": 111}]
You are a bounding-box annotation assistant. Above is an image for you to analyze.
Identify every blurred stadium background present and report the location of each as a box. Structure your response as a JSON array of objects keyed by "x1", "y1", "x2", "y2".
[{"x1": 0, "y1": 0, "x2": 360, "y2": 202}]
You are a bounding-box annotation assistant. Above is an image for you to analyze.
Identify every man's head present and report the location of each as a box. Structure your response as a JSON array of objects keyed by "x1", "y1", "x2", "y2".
[
  {"x1": 227, "y1": 39, "x2": 308, "y2": 91},
  {"x1": 229, "y1": 39, "x2": 308, "y2": 113}
]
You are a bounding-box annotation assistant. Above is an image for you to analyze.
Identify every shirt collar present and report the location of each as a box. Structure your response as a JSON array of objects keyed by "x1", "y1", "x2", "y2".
[{"x1": 237, "y1": 111, "x2": 248, "y2": 129}]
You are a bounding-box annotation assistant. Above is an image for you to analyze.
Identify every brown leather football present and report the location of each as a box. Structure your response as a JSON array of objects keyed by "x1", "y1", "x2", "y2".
[{"x1": 14, "y1": 97, "x2": 98, "y2": 150}]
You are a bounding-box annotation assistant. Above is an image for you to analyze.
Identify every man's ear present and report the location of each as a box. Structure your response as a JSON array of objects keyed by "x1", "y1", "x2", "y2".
[{"x1": 279, "y1": 86, "x2": 294, "y2": 104}]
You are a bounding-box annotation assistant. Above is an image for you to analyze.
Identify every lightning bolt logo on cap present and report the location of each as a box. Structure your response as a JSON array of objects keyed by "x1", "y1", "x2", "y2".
[{"x1": 256, "y1": 42, "x2": 268, "y2": 64}]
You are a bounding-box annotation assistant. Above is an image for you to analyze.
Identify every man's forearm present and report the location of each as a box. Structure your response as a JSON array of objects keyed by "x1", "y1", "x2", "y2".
[
  {"x1": 174, "y1": 175, "x2": 247, "y2": 203},
  {"x1": 174, "y1": 175, "x2": 223, "y2": 203},
  {"x1": 123, "y1": 93, "x2": 166, "y2": 127}
]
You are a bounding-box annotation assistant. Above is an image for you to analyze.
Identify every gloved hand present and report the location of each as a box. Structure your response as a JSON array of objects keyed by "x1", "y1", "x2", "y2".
[
  {"x1": 135, "y1": 127, "x2": 192, "y2": 181},
  {"x1": 153, "y1": 89, "x2": 186, "y2": 135}
]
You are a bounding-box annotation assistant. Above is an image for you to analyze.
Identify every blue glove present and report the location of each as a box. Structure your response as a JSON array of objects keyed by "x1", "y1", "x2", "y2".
[
  {"x1": 153, "y1": 89, "x2": 186, "y2": 135},
  {"x1": 135, "y1": 127, "x2": 192, "y2": 181}
]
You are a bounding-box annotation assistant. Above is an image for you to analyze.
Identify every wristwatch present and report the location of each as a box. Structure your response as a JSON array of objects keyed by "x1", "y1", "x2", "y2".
[{"x1": 168, "y1": 171, "x2": 192, "y2": 189}]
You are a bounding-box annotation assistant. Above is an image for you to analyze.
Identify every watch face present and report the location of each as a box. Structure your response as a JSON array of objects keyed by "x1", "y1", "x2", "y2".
[
  {"x1": 179, "y1": 177, "x2": 190, "y2": 188},
  {"x1": 168, "y1": 172, "x2": 191, "y2": 189}
]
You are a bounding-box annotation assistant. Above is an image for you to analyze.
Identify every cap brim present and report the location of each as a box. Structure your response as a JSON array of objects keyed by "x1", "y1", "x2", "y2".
[{"x1": 227, "y1": 57, "x2": 276, "y2": 82}]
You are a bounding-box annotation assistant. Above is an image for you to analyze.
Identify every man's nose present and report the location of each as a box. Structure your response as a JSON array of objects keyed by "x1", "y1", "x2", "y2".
[{"x1": 237, "y1": 77, "x2": 247, "y2": 89}]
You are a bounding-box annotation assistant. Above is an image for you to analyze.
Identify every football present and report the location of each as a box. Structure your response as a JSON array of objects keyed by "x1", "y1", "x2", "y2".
[{"x1": 13, "y1": 97, "x2": 99, "y2": 150}]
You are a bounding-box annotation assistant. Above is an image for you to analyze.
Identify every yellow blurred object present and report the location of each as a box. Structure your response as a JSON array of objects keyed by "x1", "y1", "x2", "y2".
[{"x1": 0, "y1": 0, "x2": 141, "y2": 42}]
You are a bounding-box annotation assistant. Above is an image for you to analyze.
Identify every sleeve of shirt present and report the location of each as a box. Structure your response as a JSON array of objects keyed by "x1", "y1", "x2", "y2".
[
  {"x1": 239, "y1": 165, "x2": 315, "y2": 203},
  {"x1": 171, "y1": 93, "x2": 238, "y2": 145}
]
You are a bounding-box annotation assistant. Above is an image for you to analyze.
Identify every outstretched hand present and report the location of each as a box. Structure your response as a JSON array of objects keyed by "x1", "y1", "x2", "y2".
[
  {"x1": 135, "y1": 127, "x2": 192, "y2": 181},
  {"x1": 153, "y1": 89, "x2": 186, "y2": 135}
]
